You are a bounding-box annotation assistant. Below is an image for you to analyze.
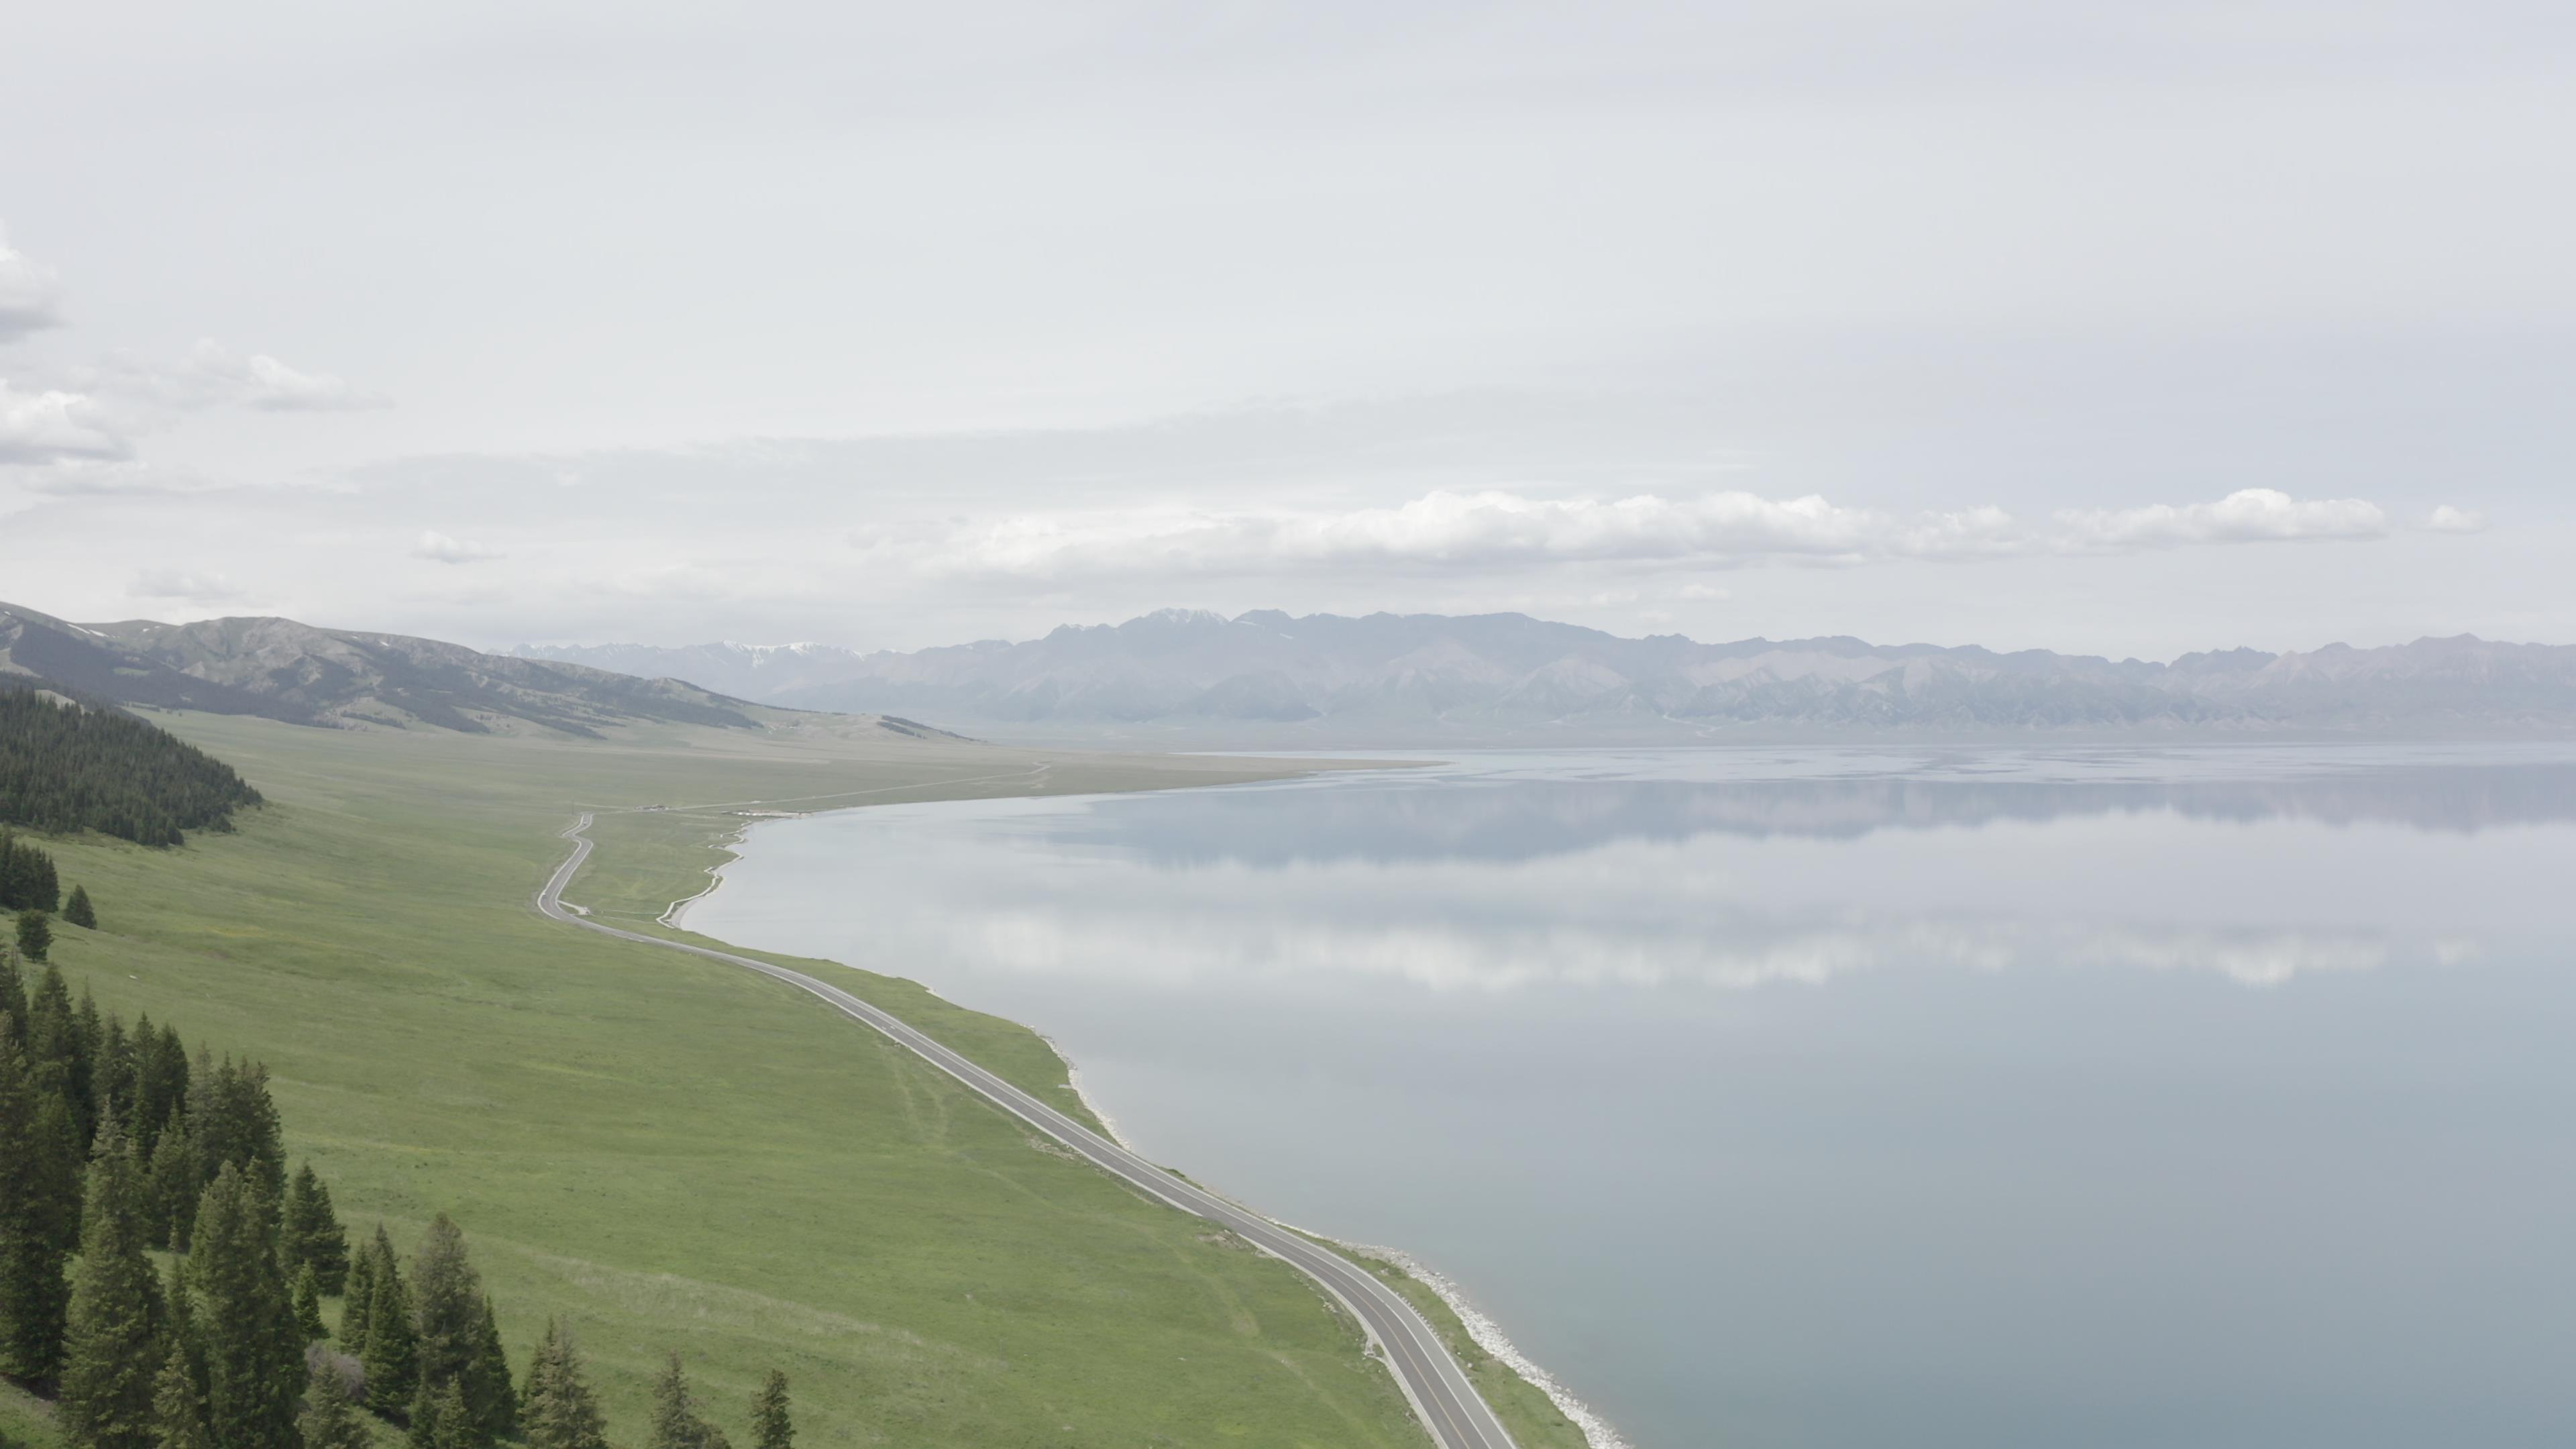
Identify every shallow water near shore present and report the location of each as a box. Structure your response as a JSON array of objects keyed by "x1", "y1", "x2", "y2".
[{"x1": 690, "y1": 744, "x2": 2576, "y2": 1448}]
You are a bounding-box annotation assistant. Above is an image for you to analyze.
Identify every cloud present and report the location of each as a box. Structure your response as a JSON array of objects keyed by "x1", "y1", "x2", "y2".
[
  {"x1": 0, "y1": 381, "x2": 129, "y2": 464},
  {"x1": 411, "y1": 530, "x2": 505, "y2": 564},
  {"x1": 2421, "y1": 504, "x2": 2487, "y2": 533},
  {"x1": 908, "y1": 486, "x2": 2406, "y2": 582},
  {"x1": 178, "y1": 341, "x2": 388, "y2": 412},
  {"x1": 127, "y1": 568, "x2": 248, "y2": 602},
  {"x1": 0, "y1": 225, "x2": 65, "y2": 342},
  {"x1": 2051, "y1": 488, "x2": 2388, "y2": 549}
]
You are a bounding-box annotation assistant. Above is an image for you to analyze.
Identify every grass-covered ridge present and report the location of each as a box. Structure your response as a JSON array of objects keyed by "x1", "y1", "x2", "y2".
[{"x1": 26, "y1": 712, "x2": 1462, "y2": 1447}]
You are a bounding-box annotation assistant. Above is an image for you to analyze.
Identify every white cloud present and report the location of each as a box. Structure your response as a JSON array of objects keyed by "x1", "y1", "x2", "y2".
[
  {"x1": 0, "y1": 381, "x2": 128, "y2": 464},
  {"x1": 127, "y1": 568, "x2": 247, "y2": 602},
  {"x1": 2051, "y1": 488, "x2": 2388, "y2": 550},
  {"x1": 411, "y1": 530, "x2": 505, "y2": 564},
  {"x1": 0, "y1": 225, "x2": 65, "y2": 342},
  {"x1": 910, "y1": 486, "x2": 2407, "y2": 581},
  {"x1": 178, "y1": 341, "x2": 388, "y2": 412},
  {"x1": 2421, "y1": 504, "x2": 2487, "y2": 533}
]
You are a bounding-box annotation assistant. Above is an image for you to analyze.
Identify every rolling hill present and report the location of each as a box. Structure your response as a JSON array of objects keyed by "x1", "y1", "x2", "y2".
[{"x1": 3, "y1": 601, "x2": 766, "y2": 737}]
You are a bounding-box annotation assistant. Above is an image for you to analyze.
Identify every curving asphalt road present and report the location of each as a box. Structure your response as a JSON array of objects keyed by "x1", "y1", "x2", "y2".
[{"x1": 537, "y1": 812, "x2": 1518, "y2": 1449}]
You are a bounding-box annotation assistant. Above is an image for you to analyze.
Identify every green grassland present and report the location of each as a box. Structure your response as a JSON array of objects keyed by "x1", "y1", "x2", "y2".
[{"x1": 21, "y1": 710, "x2": 1574, "y2": 1448}]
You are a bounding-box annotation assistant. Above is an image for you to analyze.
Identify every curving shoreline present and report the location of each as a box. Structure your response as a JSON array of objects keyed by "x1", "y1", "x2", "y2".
[{"x1": 665, "y1": 798, "x2": 1624, "y2": 1449}]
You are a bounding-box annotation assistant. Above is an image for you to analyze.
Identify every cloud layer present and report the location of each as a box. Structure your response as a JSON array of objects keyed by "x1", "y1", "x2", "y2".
[
  {"x1": 0, "y1": 381, "x2": 127, "y2": 464},
  {"x1": 913, "y1": 486, "x2": 2412, "y2": 582},
  {"x1": 0, "y1": 227, "x2": 64, "y2": 342},
  {"x1": 411, "y1": 530, "x2": 505, "y2": 564}
]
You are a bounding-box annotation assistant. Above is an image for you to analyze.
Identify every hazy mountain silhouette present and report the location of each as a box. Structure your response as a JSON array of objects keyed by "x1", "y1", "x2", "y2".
[{"x1": 517, "y1": 608, "x2": 2576, "y2": 742}]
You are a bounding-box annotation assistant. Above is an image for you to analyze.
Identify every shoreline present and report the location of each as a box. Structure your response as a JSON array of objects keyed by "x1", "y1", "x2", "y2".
[
  {"x1": 663, "y1": 786, "x2": 1622, "y2": 1449},
  {"x1": 660, "y1": 810, "x2": 801, "y2": 930},
  {"x1": 1335, "y1": 1240, "x2": 1631, "y2": 1449}
]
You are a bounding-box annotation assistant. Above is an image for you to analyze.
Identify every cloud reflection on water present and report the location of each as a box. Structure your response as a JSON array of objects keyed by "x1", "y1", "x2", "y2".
[{"x1": 897, "y1": 753, "x2": 2575, "y2": 991}]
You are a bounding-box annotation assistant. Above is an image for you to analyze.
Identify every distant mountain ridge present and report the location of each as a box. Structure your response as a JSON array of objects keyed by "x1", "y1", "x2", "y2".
[
  {"x1": 2, "y1": 600, "x2": 765, "y2": 737},
  {"x1": 511, "y1": 608, "x2": 2576, "y2": 742}
]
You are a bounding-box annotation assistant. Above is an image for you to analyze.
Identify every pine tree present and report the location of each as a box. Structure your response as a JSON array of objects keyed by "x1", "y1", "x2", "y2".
[
  {"x1": 336, "y1": 1234, "x2": 377, "y2": 1348},
  {"x1": 520, "y1": 1321, "x2": 609, "y2": 1449},
  {"x1": 130, "y1": 1023, "x2": 188, "y2": 1158},
  {"x1": 0, "y1": 1037, "x2": 79, "y2": 1383},
  {"x1": 297, "y1": 1355, "x2": 372, "y2": 1449},
  {"x1": 160, "y1": 1258, "x2": 206, "y2": 1403},
  {"x1": 146, "y1": 1120, "x2": 199, "y2": 1252},
  {"x1": 0, "y1": 946, "x2": 28, "y2": 1043},
  {"x1": 411, "y1": 1213, "x2": 511, "y2": 1446},
  {"x1": 72, "y1": 989, "x2": 103, "y2": 1134},
  {"x1": 14, "y1": 908, "x2": 50, "y2": 963},
  {"x1": 63, "y1": 885, "x2": 97, "y2": 930},
  {"x1": 24, "y1": 965, "x2": 78, "y2": 1111},
  {"x1": 189, "y1": 1059, "x2": 284, "y2": 1210},
  {"x1": 749, "y1": 1370, "x2": 792, "y2": 1449},
  {"x1": 281, "y1": 1163, "x2": 351, "y2": 1293},
  {"x1": 186, "y1": 1165, "x2": 303, "y2": 1449},
  {"x1": 91, "y1": 1015, "x2": 134, "y2": 1144},
  {"x1": 466, "y1": 1295, "x2": 516, "y2": 1441},
  {"x1": 647, "y1": 1353, "x2": 733, "y2": 1449},
  {"x1": 150, "y1": 1346, "x2": 214, "y2": 1449},
  {"x1": 57, "y1": 1128, "x2": 164, "y2": 1449},
  {"x1": 293, "y1": 1265, "x2": 328, "y2": 1342},
  {"x1": 409, "y1": 1380, "x2": 476, "y2": 1449},
  {"x1": 359, "y1": 1228, "x2": 418, "y2": 1413}
]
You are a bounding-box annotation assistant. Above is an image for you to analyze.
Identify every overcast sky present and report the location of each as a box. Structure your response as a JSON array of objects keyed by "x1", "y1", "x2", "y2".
[{"x1": 3, "y1": 1, "x2": 2571, "y2": 659}]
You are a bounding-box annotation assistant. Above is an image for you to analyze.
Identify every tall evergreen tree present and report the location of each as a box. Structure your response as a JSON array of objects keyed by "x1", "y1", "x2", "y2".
[
  {"x1": 358, "y1": 1228, "x2": 417, "y2": 1413},
  {"x1": 145, "y1": 1121, "x2": 199, "y2": 1252},
  {"x1": 185, "y1": 1165, "x2": 302, "y2": 1449},
  {"x1": 466, "y1": 1297, "x2": 516, "y2": 1441},
  {"x1": 14, "y1": 909, "x2": 50, "y2": 963},
  {"x1": 129, "y1": 1023, "x2": 188, "y2": 1158},
  {"x1": 411, "y1": 1214, "x2": 511, "y2": 1446},
  {"x1": 188, "y1": 1059, "x2": 284, "y2": 1210},
  {"x1": 647, "y1": 1354, "x2": 733, "y2": 1449},
  {"x1": 749, "y1": 1370, "x2": 792, "y2": 1449},
  {"x1": 519, "y1": 1322, "x2": 608, "y2": 1449},
  {"x1": 71, "y1": 990, "x2": 104, "y2": 1138},
  {"x1": 297, "y1": 1356, "x2": 372, "y2": 1449},
  {"x1": 160, "y1": 1258, "x2": 206, "y2": 1405},
  {"x1": 409, "y1": 1380, "x2": 476, "y2": 1449},
  {"x1": 280, "y1": 1163, "x2": 350, "y2": 1294},
  {"x1": 23, "y1": 965, "x2": 78, "y2": 1113},
  {"x1": 91, "y1": 1015, "x2": 134, "y2": 1144},
  {"x1": 0, "y1": 1038, "x2": 79, "y2": 1383},
  {"x1": 336, "y1": 1236, "x2": 377, "y2": 1349},
  {"x1": 149, "y1": 1346, "x2": 213, "y2": 1449},
  {"x1": 0, "y1": 946, "x2": 28, "y2": 1043},
  {"x1": 58, "y1": 1128, "x2": 163, "y2": 1449},
  {"x1": 63, "y1": 885, "x2": 97, "y2": 930},
  {"x1": 292, "y1": 1265, "x2": 328, "y2": 1342}
]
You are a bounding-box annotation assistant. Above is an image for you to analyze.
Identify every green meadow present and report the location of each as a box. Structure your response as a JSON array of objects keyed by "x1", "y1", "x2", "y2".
[{"x1": 17, "y1": 712, "x2": 1583, "y2": 1449}]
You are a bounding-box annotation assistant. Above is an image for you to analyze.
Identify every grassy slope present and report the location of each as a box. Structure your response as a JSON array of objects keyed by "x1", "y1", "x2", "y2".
[
  {"x1": 0, "y1": 1379, "x2": 59, "y2": 1449},
  {"x1": 30, "y1": 712, "x2": 1444, "y2": 1448},
  {"x1": 576, "y1": 804, "x2": 1595, "y2": 1449}
]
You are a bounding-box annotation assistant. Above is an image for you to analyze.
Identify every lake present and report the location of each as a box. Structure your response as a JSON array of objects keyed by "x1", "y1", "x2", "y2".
[{"x1": 686, "y1": 745, "x2": 2576, "y2": 1448}]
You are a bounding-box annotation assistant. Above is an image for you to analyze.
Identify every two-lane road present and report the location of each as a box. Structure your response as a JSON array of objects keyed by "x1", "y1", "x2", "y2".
[{"x1": 537, "y1": 813, "x2": 1519, "y2": 1449}]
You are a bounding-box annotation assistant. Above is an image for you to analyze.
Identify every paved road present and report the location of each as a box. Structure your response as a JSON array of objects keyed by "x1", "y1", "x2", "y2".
[{"x1": 537, "y1": 812, "x2": 1519, "y2": 1449}]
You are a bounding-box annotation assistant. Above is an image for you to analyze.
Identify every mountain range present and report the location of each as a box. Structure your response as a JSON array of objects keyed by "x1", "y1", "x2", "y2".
[{"x1": 513, "y1": 608, "x2": 2576, "y2": 743}]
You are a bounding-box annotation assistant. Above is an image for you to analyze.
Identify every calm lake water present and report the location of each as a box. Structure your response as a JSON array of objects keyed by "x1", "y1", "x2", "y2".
[{"x1": 688, "y1": 746, "x2": 2576, "y2": 1448}]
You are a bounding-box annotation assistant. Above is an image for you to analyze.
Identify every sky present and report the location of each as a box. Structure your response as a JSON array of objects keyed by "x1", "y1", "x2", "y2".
[{"x1": 2, "y1": 1, "x2": 2571, "y2": 660}]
